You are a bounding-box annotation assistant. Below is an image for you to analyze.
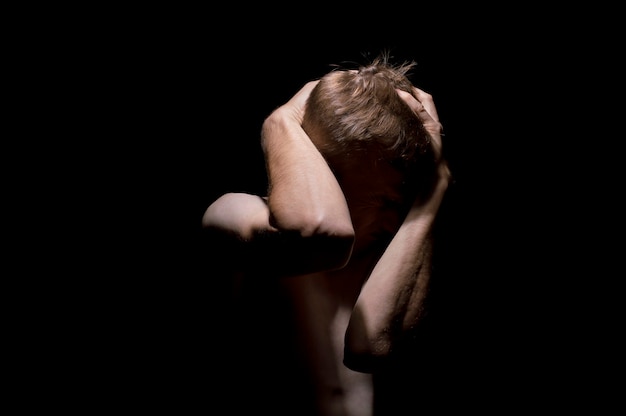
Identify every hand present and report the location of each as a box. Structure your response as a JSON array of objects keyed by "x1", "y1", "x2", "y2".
[
  {"x1": 277, "y1": 80, "x2": 320, "y2": 124},
  {"x1": 396, "y1": 87, "x2": 444, "y2": 160},
  {"x1": 397, "y1": 87, "x2": 450, "y2": 181}
]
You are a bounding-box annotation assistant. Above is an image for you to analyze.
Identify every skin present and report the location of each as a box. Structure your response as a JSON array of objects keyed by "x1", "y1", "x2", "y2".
[{"x1": 202, "y1": 80, "x2": 450, "y2": 416}]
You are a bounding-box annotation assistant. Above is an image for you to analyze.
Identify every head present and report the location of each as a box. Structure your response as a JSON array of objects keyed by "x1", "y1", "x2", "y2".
[{"x1": 302, "y1": 55, "x2": 437, "y2": 253}]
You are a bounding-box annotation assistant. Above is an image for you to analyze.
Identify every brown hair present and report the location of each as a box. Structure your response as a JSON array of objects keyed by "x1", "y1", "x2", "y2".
[{"x1": 302, "y1": 54, "x2": 435, "y2": 181}]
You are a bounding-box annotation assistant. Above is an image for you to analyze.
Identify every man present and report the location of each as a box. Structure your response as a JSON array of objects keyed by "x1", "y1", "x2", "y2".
[{"x1": 203, "y1": 55, "x2": 451, "y2": 415}]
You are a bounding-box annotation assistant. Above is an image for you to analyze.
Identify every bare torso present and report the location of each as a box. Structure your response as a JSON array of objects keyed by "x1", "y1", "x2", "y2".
[{"x1": 278, "y1": 249, "x2": 384, "y2": 416}]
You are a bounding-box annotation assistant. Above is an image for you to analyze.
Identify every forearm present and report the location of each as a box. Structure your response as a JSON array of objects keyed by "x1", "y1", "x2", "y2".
[
  {"x1": 344, "y1": 174, "x2": 449, "y2": 371},
  {"x1": 261, "y1": 107, "x2": 354, "y2": 239}
]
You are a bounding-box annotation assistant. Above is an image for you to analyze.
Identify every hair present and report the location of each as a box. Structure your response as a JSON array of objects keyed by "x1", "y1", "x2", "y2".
[{"x1": 302, "y1": 54, "x2": 437, "y2": 193}]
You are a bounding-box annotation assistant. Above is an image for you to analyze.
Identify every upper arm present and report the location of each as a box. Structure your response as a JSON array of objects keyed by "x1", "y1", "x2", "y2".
[
  {"x1": 202, "y1": 193, "x2": 275, "y2": 240},
  {"x1": 202, "y1": 192, "x2": 355, "y2": 277}
]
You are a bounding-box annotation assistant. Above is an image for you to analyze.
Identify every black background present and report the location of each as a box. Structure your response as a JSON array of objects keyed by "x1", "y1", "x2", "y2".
[{"x1": 38, "y1": 6, "x2": 620, "y2": 413}]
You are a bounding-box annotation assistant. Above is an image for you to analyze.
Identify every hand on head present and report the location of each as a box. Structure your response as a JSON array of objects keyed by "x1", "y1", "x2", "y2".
[
  {"x1": 279, "y1": 80, "x2": 320, "y2": 124},
  {"x1": 396, "y1": 87, "x2": 450, "y2": 182},
  {"x1": 396, "y1": 87, "x2": 444, "y2": 160}
]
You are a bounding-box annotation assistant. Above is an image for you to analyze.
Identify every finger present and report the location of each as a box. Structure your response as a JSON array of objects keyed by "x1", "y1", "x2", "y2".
[
  {"x1": 396, "y1": 89, "x2": 438, "y2": 127},
  {"x1": 287, "y1": 80, "x2": 320, "y2": 109},
  {"x1": 396, "y1": 88, "x2": 444, "y2": 158},
  {"x1": 395, "y1": 89, "x2": 423, "y2": 114},
  {"x1": 411, "y1": 87, "x2": 439, "y2": 123}
]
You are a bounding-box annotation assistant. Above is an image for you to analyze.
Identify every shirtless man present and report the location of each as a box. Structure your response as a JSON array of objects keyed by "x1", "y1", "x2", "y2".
[{"x1": 202, "y1": 55, "x2": 451, "y2": 415}]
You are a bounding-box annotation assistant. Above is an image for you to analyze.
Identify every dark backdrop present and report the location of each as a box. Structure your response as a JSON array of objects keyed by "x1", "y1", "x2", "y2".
[
  {"x1": 70, "y1": 10, "x2": 616, "y2": 413},
  {"x1": 122, "y1": 38, "x2": 529, "y2": 410}
]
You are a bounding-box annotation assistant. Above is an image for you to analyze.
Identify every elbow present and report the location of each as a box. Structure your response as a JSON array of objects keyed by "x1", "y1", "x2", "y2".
[
  {"x1": 314, "y1": 216, "x2": 355, "y2": 255},
  {"x1": 343, "y1": 335, "x2": 393, "y2": 374},
  {"x1": 262, "y1": 211, "x2": 355, "y2": 274},
  {"x1": 342, "y1": 308, "x2": 404, "y2": 373},
  {"x1": 272, "y1": 207, "x2": 354, "y2": 240},
  {"x1": 273, "y1": 211, "x2": 355, "y2": 265},
  {"x1": 320, "y1": 231, "x2": 355, "y2": 270},
  {"x1": 343, "y1": 314, "x2": 394, "y2": 373},
  {"x1": 344, "y1": 316, "x2": 430, "y2": 373},
  {"x1": 302, "y1": 217, "x2": 355, "y2": 270}
]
